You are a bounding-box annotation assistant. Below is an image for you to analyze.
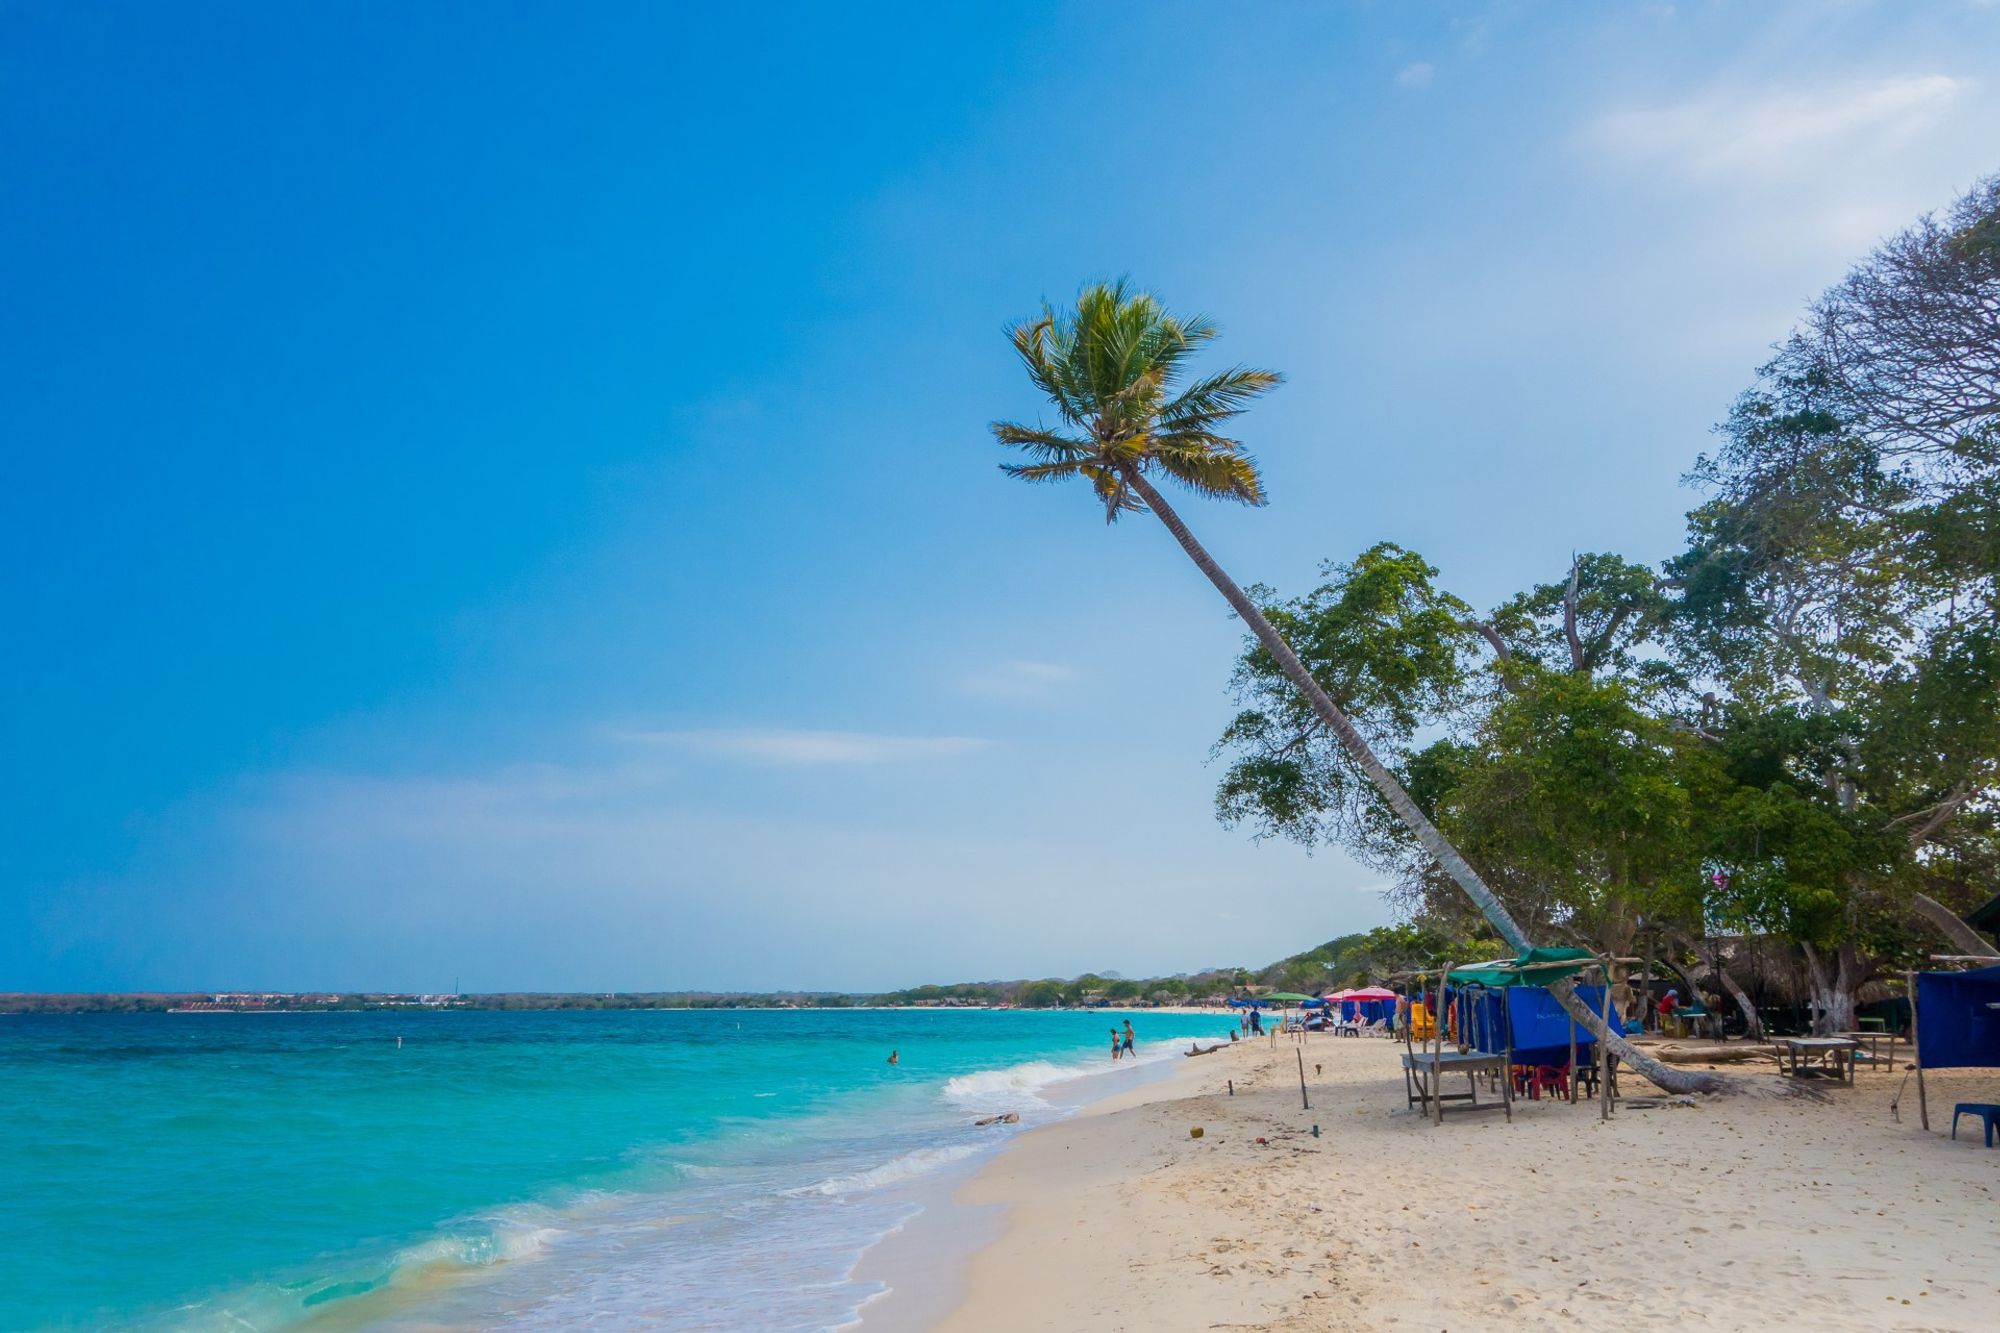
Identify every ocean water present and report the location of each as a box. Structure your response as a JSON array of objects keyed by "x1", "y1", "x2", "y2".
[{"x1": 0, "y1": 1008, "x2": 1233, "y2": 1330}]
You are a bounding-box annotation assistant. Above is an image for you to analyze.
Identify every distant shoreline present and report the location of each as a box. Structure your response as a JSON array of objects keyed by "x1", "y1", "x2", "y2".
[{"x1": 2, "y1": 993, "x2": 1238, "y2": 1016}]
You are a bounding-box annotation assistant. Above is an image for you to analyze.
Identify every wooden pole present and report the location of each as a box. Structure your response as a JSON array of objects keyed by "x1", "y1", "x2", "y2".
[
  {"x1": 1434, "y1": 964, "x2": 1450, "y2": 1126},
  {"x1": 1297, "y1": 1048, "x2": 1311, "y2": 1111},
  {"x1": 1598, "y1": 962, "x2": 1612, "y2": 1122},
  {"x1": 1567, "y1": 1000, "x2": 1578, "y2": 1105},
  {"x1": 1641, "y1": 929, "x2": 1653, "y2": 1034},
  {"x1": 1907, "y1": 969, "x2": 1928, "y2": 1132}
]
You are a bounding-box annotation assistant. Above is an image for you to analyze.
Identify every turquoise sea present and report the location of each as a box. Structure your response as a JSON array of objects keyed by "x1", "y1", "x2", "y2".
[{"x1": 2, "y1": 1008, "x2": 1233, "y2": 1330}]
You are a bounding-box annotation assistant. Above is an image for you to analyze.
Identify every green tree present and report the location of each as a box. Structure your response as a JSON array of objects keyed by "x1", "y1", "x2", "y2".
[
  {"x1": 991, "y1": 280, "x2": 1721, "y2": 1093},
  {"x1": 1018, "y1": 979, "x2": 1065, "y2": 1009}
]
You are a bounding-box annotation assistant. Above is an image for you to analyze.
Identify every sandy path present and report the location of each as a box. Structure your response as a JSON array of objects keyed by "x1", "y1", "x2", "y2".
[{"x1": 933, "y1": 1034, "x2": 2000, "y2": 1331}]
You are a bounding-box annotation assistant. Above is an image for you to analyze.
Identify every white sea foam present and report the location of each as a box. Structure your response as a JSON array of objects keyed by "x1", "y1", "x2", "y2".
[
  {"x1": 391, "y1": 1208, "x2": 568, "y2": 1271},
  {"x1": 939, "y1": 1032, "x2": 1205, "y2": 1111},
  {"x1": 793, "y1": 1142, "x2": 987, "y2": 1197},
  {"x1": 938, "y1": 1058, "x2": 1087, "y2": 1107}
]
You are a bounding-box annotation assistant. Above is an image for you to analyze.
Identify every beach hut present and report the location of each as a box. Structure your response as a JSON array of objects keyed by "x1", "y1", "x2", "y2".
[
  {"x1": 1910, "y1": 963, "x2": 2000, "y2": 1135},
  {"x1": 1442, "y1": 949, "x2": 1619, "y2": 1119}
]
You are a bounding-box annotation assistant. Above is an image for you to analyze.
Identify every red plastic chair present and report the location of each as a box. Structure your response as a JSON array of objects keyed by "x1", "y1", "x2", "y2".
[{"x1": 1531, "y1": 1065, "x2": 1570, "y2": 1100}]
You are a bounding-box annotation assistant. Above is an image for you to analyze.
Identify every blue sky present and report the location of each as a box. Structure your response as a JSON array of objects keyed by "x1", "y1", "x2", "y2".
[{"x1": 5, "y1": 2, "x2": 1996, "y2": 992}]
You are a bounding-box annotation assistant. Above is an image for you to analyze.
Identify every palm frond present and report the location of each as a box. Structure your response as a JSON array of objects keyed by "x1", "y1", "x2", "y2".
[
  {"x1": 991, "y1": 420, "x2": 1092, "y2": 463},
  {"x1": 1150, "y1": 439, "x2": 1268, "y2": 506},
  {"x1": 1090, "y1": 464, "x2": 1142, "y2": 523},
  {"x1": 1008, "y1": 314, "x2": 1090, "y2": 428},
  {"x1": 1000, "y1": 460, "x2": 1093, "y2": 484},
  {"x1": 1158, "y1": 366, "x2": 1284, "y2": 431}
]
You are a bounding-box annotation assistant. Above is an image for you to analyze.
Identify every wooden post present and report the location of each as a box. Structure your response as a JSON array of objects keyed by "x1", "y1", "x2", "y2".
[
  {"x1": 1908, "y1": 969, "x2": 1928, "y2": 1131},
  {"x1": 1297, "y1": 1048, "x2": 1311, "y2": 1111},
  {"x1": 1501, "y1": 984, "x2": 1514, "y2": 1124},
  {"x1": 1434, "y1": 964, "x2": 1450, "y2": 1126},
  {"x1": 1641, "y1": 930, "x2": 1653, "y2": 1034},
  {"x1": 1598, "y1": 962, "x2": 1612, "y2": 1122},
  {"x1": 1567, "y1": 1002, "x2": 1578, "y2": 1105}
]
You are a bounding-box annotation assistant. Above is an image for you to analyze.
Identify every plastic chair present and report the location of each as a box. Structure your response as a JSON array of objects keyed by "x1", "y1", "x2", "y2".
[{"x1": 1950, "y1": 1103, "x2": 2000, "y2": 1147}]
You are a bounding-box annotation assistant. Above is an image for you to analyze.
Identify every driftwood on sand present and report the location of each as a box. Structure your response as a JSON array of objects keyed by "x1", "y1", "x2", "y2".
[
  {"x1": 973, "y1": 1112, "x2": 1021, "y2": 1126},
  {"x1": 1649, "y1": 1042, "x2": 1777, "y2": 1065}
]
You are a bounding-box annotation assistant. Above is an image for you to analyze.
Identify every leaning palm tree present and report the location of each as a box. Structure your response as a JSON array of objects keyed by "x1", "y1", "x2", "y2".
[{"x1": 991, "y1": 280, "x2": 1724, "y2": 1095}]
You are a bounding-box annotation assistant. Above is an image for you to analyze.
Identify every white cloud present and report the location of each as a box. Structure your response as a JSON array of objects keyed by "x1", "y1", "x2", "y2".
[
  {"x1": 1396, "y1": 61, "x2": 1435, "y2": 90},
  {"x1": 957, "y1": 658, "x2": 1075, "y2": 700},
  {"x1": 627, "y1": 727, "x2": 989, "y2": 765},
  {"x1": 1587, "y1": 74, "x2": 1965, "y2": 178}
]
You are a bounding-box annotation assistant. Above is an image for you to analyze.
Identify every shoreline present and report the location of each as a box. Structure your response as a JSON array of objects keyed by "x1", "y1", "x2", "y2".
[
  {"x1": 851, "y1": 1032, "x2": 1249, "y2": 1331},
  {"x1": 892, "y1": 1033, "x2": 2000, "y2": 1331},
  {"x1": 850, "y1": 1030, "x2": 1235, "y2": 1330}
]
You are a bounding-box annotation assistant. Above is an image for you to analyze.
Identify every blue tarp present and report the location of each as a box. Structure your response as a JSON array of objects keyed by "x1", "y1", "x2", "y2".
[
  {"x1": 1455, "y1": 984, "x2": 1613, "y2": 1065},
  {"x1": 1916, "y1": 965, "x2": 2000, "y2": 1070}
]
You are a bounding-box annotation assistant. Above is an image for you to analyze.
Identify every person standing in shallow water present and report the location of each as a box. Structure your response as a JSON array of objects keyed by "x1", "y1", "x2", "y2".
[
  {"x1": 1109, "y1": 1028, "x2": 1122, "y2": 1060},
  {"x1": 1121, "y1": 1020, "x2": 1135, "y2": 1057},
  {"x1": 887, "y1": 1050, "x2": 898, "y2": 1066}
]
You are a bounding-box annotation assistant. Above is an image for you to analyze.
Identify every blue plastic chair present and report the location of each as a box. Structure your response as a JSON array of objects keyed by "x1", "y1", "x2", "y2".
[{"x1": 1950, "y1": 1103, "x2": 2000, "y2": 1147}]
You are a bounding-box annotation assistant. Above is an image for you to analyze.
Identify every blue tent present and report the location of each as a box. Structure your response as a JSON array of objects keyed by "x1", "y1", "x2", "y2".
[
  {"x1": 1916, "y1": 965, "x2": 2000, "y2": 1070},
  {"x1": 1456, "y1": 984, "x2": 1614, "y2": 1066}
]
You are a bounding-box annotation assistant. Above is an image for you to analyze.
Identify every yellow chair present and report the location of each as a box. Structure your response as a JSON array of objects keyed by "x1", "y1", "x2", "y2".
[{"x1": 1410, "y1": 1000, "x2": 1436, "y2": 1042}]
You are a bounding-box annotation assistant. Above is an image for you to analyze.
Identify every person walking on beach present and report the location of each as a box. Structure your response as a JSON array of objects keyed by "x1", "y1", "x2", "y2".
[
  {"x1": 1109, "y1": 1028, "x2": 1123, "y2": 1061},
  {"x1": 1249, "y1": 1008, "x2": 1262, "y2": 1036},
  {"x1": 1121, "y1": 1020, "x2": 1135, "y2": 1057}
]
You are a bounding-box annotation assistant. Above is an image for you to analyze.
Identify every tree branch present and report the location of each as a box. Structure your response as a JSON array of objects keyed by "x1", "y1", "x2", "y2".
[
  {"x1": 1892, "y1": 780, "x2": 1976, "y2": 847},
  {"x1": 1563, "y1": 556, "x2": 1586, "y2": 673}
]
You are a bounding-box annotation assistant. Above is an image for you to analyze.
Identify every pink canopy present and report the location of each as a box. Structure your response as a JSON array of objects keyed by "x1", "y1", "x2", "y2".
[{"x1": 1345, "y1": 986, "x2": 1398, "y2": 1001}]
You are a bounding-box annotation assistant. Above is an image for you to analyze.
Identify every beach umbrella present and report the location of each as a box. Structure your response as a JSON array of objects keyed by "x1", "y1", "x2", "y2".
[
  {"x1": 1263, "y1": 992, "x2": 1316, "y2": 1003},
  {"x1": 1345, "y1": 986, "x2": 1397, "y2": 1000}
]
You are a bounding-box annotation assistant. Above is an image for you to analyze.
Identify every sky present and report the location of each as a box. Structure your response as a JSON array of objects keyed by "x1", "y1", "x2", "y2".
[{"x1": 5, "y1": 2, "x2": 1997, "y2": 993}]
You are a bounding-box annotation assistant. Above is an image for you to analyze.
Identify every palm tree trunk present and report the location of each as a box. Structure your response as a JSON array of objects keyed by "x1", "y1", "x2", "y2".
[
  {"x1": 1911, "y1": 892, "x2": 1999, "y2": 959},
  {"x1": 1122, "y1": 468, "x2": 1728, "y2": 1095}
]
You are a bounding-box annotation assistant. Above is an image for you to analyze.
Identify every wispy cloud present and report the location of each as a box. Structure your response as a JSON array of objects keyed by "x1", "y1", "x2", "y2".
[
  {"x1": 956, "y1": 658, "x2": 1075, "y2": 701},
  {"x1": 1586, "y1": 74, "x2": 1965, "y2": 178},
  {"x1": 627, "y1": 727, "x2": 989, "y2": 765},
  {"x1": 1396, "y1": 62, "x2": 1435, "y2": 90}
]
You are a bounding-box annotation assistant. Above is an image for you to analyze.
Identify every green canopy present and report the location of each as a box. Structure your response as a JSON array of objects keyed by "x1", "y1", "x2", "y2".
[
  {"x1": 1447, "y1": 948, "x2": 1596, "y2": 988},
  {"x1": 1261, "y1": 991, "x2": 1316, "y2": 1003}
]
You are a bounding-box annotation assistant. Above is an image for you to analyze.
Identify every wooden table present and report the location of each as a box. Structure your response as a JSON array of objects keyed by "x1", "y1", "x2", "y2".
[
  {"x1": 1837, "y1": 1030, "x2": 1895, "y2": 1073},
  {"x1": 1777, "y1": 1036, "x2": 1858, "y2": 1084},
  {"x1": 1402, "y1": 1051, "x2": 1511, "y2": 1123}
]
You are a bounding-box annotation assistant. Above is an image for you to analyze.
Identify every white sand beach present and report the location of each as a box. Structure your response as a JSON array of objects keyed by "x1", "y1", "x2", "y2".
[{"x1": 919, "y1": 1034, "x2": 2000, "y2": 1331}]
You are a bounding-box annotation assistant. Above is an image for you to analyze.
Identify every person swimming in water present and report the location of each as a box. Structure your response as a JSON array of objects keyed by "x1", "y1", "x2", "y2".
[{"x1": 887, "y1": 1050, "x2": 899, "y2": 1066}]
